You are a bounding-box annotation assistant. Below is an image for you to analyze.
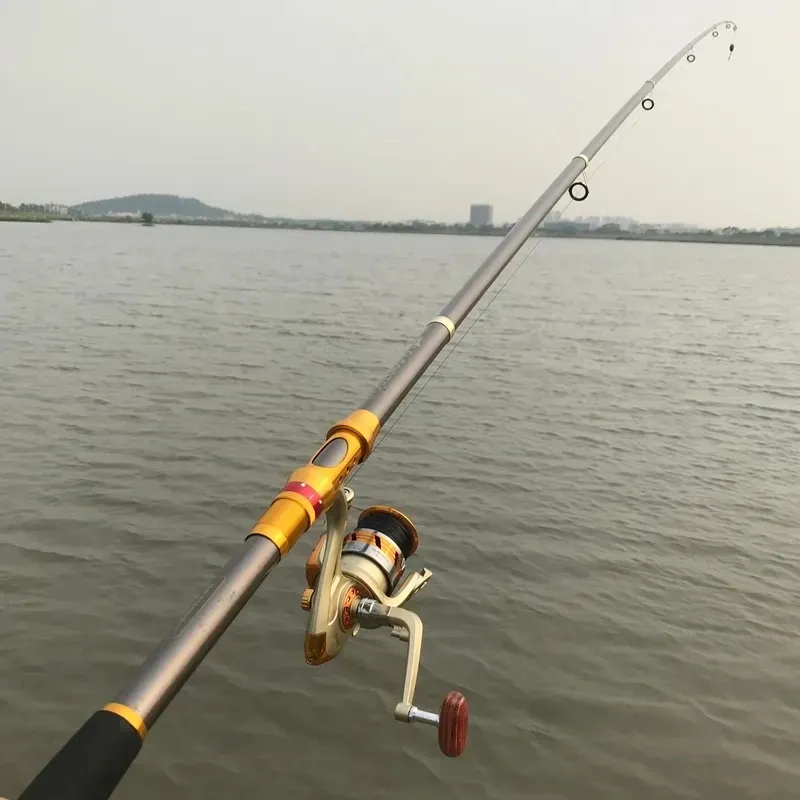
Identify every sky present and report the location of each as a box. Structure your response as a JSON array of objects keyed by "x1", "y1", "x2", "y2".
[{"x1": 1, "y1": 0, "x2": 798, "y2": 228}]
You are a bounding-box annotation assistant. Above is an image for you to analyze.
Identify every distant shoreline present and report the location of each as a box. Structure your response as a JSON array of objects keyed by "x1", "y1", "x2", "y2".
[
  {"x1": 3, "y1": 213, "x2": 799, "y2": 247},
  {"x1": 0, "y1": 212, "x2": 68, "y2": 223}
]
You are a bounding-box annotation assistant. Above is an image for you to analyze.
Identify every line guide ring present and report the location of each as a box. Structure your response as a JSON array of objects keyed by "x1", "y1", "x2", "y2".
[{"x1": 568, "y1": 181, "x2": 589, "y2": 202}]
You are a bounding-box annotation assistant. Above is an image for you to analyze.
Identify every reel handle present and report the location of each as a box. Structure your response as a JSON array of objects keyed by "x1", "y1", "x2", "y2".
[
  {"x1": 406, "y1": 692, "x2": 469, "y2": 757},
  {"x1": 358, "y1": 599, "x2": 469, "y2": 757},
  {"x1": 437, "y1": 691, "x2": 469, "y2": 757}
]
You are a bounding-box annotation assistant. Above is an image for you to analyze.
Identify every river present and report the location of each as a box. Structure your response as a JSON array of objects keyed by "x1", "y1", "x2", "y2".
[{"x1": 2, "y1": 222, "x2": 799, "y2": 799}]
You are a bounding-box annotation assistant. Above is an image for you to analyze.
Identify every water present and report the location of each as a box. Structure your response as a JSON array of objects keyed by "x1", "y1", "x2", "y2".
[{"x1": 2, "y1": 222, "x2": 800, "y2": 799}]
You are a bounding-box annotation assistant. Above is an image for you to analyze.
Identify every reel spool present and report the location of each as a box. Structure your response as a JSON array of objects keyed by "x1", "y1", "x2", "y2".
[{"x1": 300, "y1": 487, "x2": 469, "y2": 757}]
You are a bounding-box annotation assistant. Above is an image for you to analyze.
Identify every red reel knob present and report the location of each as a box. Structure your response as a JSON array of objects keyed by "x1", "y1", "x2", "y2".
[{"x1": 437, "y1": 691, "x2": 468, "y2": 757}]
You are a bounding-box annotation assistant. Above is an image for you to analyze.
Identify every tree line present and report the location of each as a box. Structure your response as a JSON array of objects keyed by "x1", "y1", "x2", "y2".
[{"x1": 1, "y1": 202, "x2": 60, "y2": 213}]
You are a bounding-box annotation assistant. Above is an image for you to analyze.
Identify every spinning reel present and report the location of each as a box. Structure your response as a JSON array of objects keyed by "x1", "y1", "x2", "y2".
[{"x1": 300, "y1": 487, "x2": 468, "y2": 757}]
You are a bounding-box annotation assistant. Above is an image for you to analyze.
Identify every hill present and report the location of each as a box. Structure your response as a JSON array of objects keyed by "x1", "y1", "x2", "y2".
[{"x1": 70, "y1": 194, "x2": 239, "y2": 220}]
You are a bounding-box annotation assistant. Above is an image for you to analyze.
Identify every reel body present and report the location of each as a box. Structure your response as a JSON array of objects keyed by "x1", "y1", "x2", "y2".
[{"x1": 300, "y1": 488, "x2": 468, "y2": 757}]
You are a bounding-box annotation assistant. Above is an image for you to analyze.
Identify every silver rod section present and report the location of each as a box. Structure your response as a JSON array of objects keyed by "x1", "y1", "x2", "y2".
[
  {"x1": 115, "y1": 535, "x2": 280, "y2": 728},
  {"x1": 363, "y1": 19, "x2": 736, "y2": 425}
]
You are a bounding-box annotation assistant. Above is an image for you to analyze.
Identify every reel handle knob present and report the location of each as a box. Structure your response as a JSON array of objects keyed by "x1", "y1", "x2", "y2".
[{"x1": 437, "y1": 692, "x2": 468, "y2": 757}]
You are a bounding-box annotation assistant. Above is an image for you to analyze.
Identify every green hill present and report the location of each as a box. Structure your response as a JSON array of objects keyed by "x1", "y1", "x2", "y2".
[{"x1": 70, "y1": 194, "x2": 239, "y2": 220}]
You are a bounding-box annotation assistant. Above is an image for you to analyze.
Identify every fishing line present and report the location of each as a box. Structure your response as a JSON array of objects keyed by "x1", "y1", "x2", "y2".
[
  {"x1": 584, "y1": 110, "x2": 644, "y2": 182},
  {"x1": 343, "y1": 238, "x2": 545, "y2": 493},
  {"x1": 349, "y1": 28, "x2": 741, "y2": 471},
  {"x1": 349, "y1": 212, "x2": 588, "y2": 486},
  {"x1": 346, "y1": 234, "x2": 548, "y2": 504},
  {"x1": 322, "y1": 28, "x2": 729, "y2": 495},
  {"x1": 348, "y1": 82, "x2": 665, "y2": 477}
]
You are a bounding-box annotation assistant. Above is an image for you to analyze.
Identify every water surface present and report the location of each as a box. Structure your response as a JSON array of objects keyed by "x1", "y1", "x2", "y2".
[{"x1": 2, "y1": 222, "x2": 799, "y2": 799}]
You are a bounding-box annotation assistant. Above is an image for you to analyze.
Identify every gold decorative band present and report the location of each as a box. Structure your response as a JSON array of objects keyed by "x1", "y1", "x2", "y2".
[{"x1": 103, "y1": 702, "x2": 148, "y2": 739}]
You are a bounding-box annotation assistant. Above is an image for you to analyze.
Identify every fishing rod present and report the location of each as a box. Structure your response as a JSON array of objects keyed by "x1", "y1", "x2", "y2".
[{"x1": 17, "y1": 19, "x2": 737, "y2": 800}]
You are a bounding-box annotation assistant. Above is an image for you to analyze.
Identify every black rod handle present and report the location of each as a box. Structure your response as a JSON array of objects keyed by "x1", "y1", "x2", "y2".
[{"x1": 18, "y1": 709, "x2": 143, "y2": 800}]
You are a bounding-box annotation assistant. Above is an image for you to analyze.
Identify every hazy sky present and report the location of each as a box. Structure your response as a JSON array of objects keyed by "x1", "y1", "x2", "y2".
[{"x1": 2, "y1": 1, "x2": 797, "y2": 227}]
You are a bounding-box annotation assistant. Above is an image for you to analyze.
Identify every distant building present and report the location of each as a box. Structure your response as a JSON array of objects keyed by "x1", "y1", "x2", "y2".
[{"x1": 469, "y1": 204, "x2": 493, "y2": 227}]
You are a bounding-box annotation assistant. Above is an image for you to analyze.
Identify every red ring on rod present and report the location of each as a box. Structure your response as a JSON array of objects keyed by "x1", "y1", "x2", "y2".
[{"x1": 283, "y1": 481, "x2": 324, "y2": 520}]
